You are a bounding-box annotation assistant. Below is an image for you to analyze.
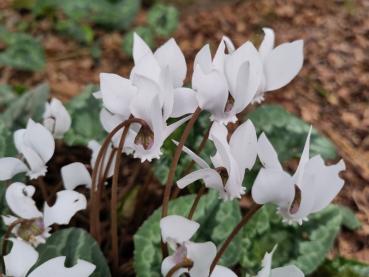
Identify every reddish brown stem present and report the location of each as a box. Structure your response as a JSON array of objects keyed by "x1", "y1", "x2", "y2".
[
  {"x1": 161, "y1": 108, "x2": 202, "y2": 256},
  {"x1": 166, "y1": 259, "x2": 193, "y2": 277},
  {"x1": 187, "y1": 186, "x2": 207, "y2": 220},
  {"x1": 209, "y1": 203, "x2": 261, "y2": 273}
]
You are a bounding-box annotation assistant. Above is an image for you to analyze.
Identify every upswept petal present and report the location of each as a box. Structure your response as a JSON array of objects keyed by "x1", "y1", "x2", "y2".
[
  {"x1": 61, "y1": 162, "x2": 92, "y2": 190},
  {"x1": 212, "y1": 40, "x2": 226, "y2": 72},
  {"x1": 229, "y1": 120, "x2": 258, "y2": 171},
  {"x1": 177, "y1": 168, "x2": 221, "y2": 190},
  {"x1": 131, "y1": 52, "x2": 161, "y2": 84},
  {"x1": 252, "y1": 168, "x2": 294, "y2": 209},
  {"x1": 232, "y1": 61, "x2": 254, "y2": 113},
  {"x1": 0, "y1": 157, "x2": 27, "y2": 181},
  {"x1": 259, "y1": 28, "x2": 275, "y2": 61},
  {"x1": 132, "y1": 32, "x2": 153, "y2": 64},
  {"x1": 154, "y1": 38, "x2": 187, "y2": 88},
  {"x1": 256, "y1": 245, "x2": 277, "y2": 277},
  {"x1": 171, "y1": 87, "x2": 198, "y2": 118},
  {"x1": 163, "y1": 115, "x2": 192, "y2": 141},
  {"x1": 4, "y1": 238, "x2": 38, "y2": 277},
  {"x1": 5, "y1": 182, "x2": 42, "y2": 219},
  {"x1": 24, "y1": 119, "x2": 55, "y2": 163},
  {"x1": 263, "y1": 40, "x2": 304, "y2": 92},
  {"x1": 271, "y1": 265, "x2": 305, "y2": 277},
  {"x1": 192, "y1": 64, "x2": 228, "y2": 120},
  {"x1": 173, "y1": 142, "x2": 209, "y2": 169},
  {"x1": 43, "y1": 98, "x2": 71, "y2": 139},
  {"x1": 293, "y1": 127, "x2": 312, "y2": 187},
  {"x1": 99, "y1": 73, "x2": 136, "y2": 118},
  {"x1": 211, "y1": 265, "x2": 237, "y2": 277},
  {"x1": 160, "y1": 215, "x2": 199, "y2": 245},
  {"x1": 28, "y1": 257, "x2": 96, "y2": 277},
  {"x1": 193, "y1": 44, "x2": 212, "y2": 73},
  {"x1": 43, "y1": 190, "x2": 86, "y2": 227},
  {"x1": 222, "y1": 36, "x2": 235, "y2": 53},
  {"x1": 186, "y1": 241, "x2": 217, "y2": 277},
  {"x1": 225, "y1": 41, "x2": 263, "y2": 99},
  {"x1": 257, "y1": 133, "x2": 282, "y2": 170}
]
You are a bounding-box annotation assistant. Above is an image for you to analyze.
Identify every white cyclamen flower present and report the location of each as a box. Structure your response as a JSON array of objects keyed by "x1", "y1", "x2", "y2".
[
  {"x1": 2, "y1": 182, "x2": 87, "y2": 246},
  {"x1": 4, "y1": 238, "x2": 95, "y2": 277},
  {"x1": 43, "y1": 98, "x2": 71, "y2": 139},
  {"x1": 252, "y1": 128, "x2": 345, "y2": 224},
  {"x1": 177, "y1": 120, "x2": 257, "y2": 200},
  {"x1": 252, "y1": 27, "x2": 304, "y2": 103},
  {"x1": 161, "y1": 215, "x2": 234, "y2": 277},
  {"x1": 192, "y1": 37, "x2": 262, "y2": 124},
  {"x1": 0, "y1": 119, "x2": 55, "y2": 180},
  {"x1": 256, "y1": 246, "x2": 304, "y2": 277}
]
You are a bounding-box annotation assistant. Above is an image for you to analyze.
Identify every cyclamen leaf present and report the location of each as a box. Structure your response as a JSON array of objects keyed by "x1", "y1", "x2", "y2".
[
  {"x1": 148, "y1": 4, "x2": 179, "y2": 37},
  {"x1": 315, "y1": 257, "x2": 369, "y2": 277},
  {"x1": 133, "y1": 191, "x2": 241, "y2": 276},
  {"x1": 239, "y1": 204, "x2": 353, "y2": 275},
  {"x1": 248, "y1": 104, "x2": 337, "y2": 161},
  {"x1": 34, "y1": 228, "x2": 111, "y2": 277}
]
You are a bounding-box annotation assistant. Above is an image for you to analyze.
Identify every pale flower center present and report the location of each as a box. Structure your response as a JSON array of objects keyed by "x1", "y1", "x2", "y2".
[{"x1": 17, "y1": 217, "x2": 45, "y2": 242}]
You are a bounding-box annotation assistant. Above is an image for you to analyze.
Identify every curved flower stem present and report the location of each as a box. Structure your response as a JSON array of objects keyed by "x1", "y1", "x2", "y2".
[
  {"x1": 1, "y1": 218, "x2": 32, "y2": 273},
  {"x1": 187, "y1": 186, "x2": 207, "y2": 220},
  {"x1": 161, "y1": 108, "x2": 202, "y2": 256},
  {"x1": 209, "y1": 203, "x2": 261, "y2": 274},
  {"x1": 166, "y1": 259, "x2": 193, "y2": 277}
]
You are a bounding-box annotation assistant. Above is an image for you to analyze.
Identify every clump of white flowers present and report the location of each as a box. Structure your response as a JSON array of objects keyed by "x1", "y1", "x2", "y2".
[{"x1": 0, "y1": 28, "x2": 346, "y2": 277}]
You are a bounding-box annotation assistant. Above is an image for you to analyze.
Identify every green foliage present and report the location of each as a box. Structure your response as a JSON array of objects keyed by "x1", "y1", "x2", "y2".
[
  {"x1": 34, "y1": 228, "x2": 111, "y2": 277},
  {"x1": 55, "y1": 20, "x2": 94, "y2": 44},
  {"x1": 133, "y1": 191, "x2": 241, "y2": 276},
  {"x1": 248, "y1": 104, "x2": 337, "y2": 161},
  {"x1": 315, "y1": 257, "x2": 369, "y2": 277},
  {"x1": 0, "y1": 83, "x2": 49, "y2": 130},
  {"x1": 0, "y1": 27, "x2": 45, "y2": 71},
  {"x1": 64, "y1": 85, "x2": 105, "y2": 146},
  {"x1": 122, "y1": 26, "x2": 155, "y2": 56},
  {"x1": 239, "y1": 204, "x2": 361, "y2": 275},
  {"x1": 147, "y1": 4, "x2": 179, "y2": 37},
  {"x1": 0, "y1": 85, "x2": 16, "y2": 110}
]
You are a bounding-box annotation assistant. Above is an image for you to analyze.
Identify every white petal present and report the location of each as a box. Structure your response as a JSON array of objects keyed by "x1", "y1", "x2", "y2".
[
  {"x1": 163, "y1": 115, "x2": 192, "y2": 141},
  {"x1": 99, "y1": 108, "x2": 126, "y2": 147},
  {"x1": 154, "y1": 38, "x2": 187, "y2": 88},
  {"x1": 43, "y1": 190, "x2": 87, "y2": 227},
  {"x1": 160, "y1": 215, "x2": 199, "y2": 245},
  {"x1": 6, "y1": 182, "x2": 42, "y2": 219},
  {"x1": 257, "y1": 245, "x2": 278, "y2": 277},
  {"x1": 24, "y1": 119, "x2": 55, "y2": 163},
  {"x1": 131, "y1": 52, "x2": 161, "y2": 84},
  {"x1": 0, "y1": 157, "x2": 27, "y2": 181},
  {"x1": 21, "y1": 145, "x2": 47, "y2": 179},
  {"x1": 158, "y1": 66, "x2": 174, "y2": 120},
  {"x1": 186, "y1": 241, "x2": 216, "y2": 277},
  {"x1": 13, "y1": 128, "x2": 26, "y2": 153},
  {"x1": 259, "y1": 28, "x2": 275, "y2": 61},
  {"x1": 222, "y1": 36, "x2": 235, "y2": 53},
  {"x1": 28, "y1": 257, "x2": 96, "y2": 277},
  {"x1": 99, "y1": 73, "x2": 136, "y2": 118},
  {"x1": 229, "y1": 120, "x2": 257, "y2": 171},
  {"x1": 193, "y1": 44, "x2": 212, "y2": 73},
  {"x1": 293, "y1": 126, "x2": 311, "y2": 186},
  {"x1": 213, "y1": 40, "x2": 226, "y2": 72},
  {"x1": 292, "y1": 156, "x2": 345, "y2": 220},
  {"x1": 271, "y1": 265, "x2": 305, "y2": 277},
  {"x1": 173, "y1": 141, "x2": 209, "y2": 169},
  {"x1": 252, "y1": 168, "x2": 294, "y2": 208},
  {"x1": 171, "y1": 88, "x2": 198, "y2": 118},
  {"x1": 177, "y1": 168, "x2": 221, "y2": 190},
  {"x1": 88, "y1": 139, "x2": 117, "y2": 178},
  {"x1": 133, "y1": 33, "x2": 153, "y2": 64},
  {"x1": 264, "y1": 40, "x2": 304, "y2": 91},
  {"x1": 43, "y1": 98, "x2": 71, "y2": 139},
  {"x1": 61, "y1": 162, "x2": 92, "y2": 190},
  {"x1": 192, "y1": 65, "x2": 228, "y2": 120},
  {"x1": 211, "y1": 265, "x2": 237, "y2": 277},
  {"x1": 4, "y1": 238, "x2": 38, "y2": 277},
  {"x1": 2, "y1": 215, "x2": 19, "y2": 226},
  {"x1": 232, "y1": 61, "x2": 254, "y2": 113},
  {"x1": 161, "y1": 255, "x2": 188, "y2": 277},
  {"x1": 257, "y1": 133, "x2": 282, "y2": 170},
  {"x1": 225, "y1": 41, "x2": 263, "y2": 99}
]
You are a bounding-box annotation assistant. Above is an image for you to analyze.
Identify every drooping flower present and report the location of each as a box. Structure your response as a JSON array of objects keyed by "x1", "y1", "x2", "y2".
[
  {"x1": 0, "y1": 119, "x2": 55, "y2": 180},
  {"x1": 192, "y1": 37, "x2": 262, "y2": 124},
  {"x1": 255, "y1": 246, "x2": 304, "y2": 277},
  {"x1": 4, "y1": 238, "x2": 95, "y2": 277},
  {"x1": 2, "y1": 182, "x2": 87, "y2": 246},
  {"x1": 252, "y1": 128, "x2": 345, "y2": 224},
  {"x1": 160, "y1": 215, "x2": 234, "y2": 277},
  {"x1": 43, "y1": 98, "x2": 71, "y2": 139},
  {"x1": 252, "y1": 27, "x2": 304, "y2": 103},
  {"x1": 176, "y1": 120, "x2": 257, "y2": 200}
]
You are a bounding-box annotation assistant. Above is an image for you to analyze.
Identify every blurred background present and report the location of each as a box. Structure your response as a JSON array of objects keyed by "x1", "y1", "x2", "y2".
[{"x1": 0, "y1": 0, "x2": 368, "y2": 275}]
